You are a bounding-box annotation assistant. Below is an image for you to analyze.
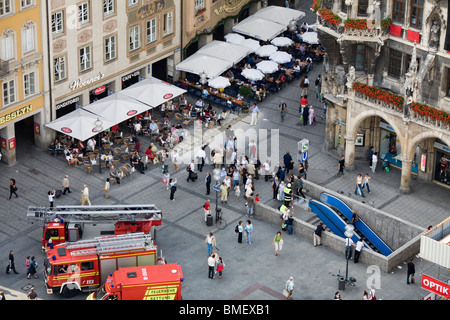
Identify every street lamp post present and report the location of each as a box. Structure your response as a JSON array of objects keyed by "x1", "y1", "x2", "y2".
[
  {"x1": 212, "y1": 168, "x2": 222, "y2": 221},
  {"x1": 344, "y1": 224, "x2": 355, "y2": 286},
  {"x1": 94, "y1": 118, "x2": 104, "y2": 173}
]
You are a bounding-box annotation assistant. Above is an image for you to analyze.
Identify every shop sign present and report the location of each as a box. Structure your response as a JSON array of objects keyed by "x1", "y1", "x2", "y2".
[
  {"x1": 69, "y1": 72, "x2": 105, "y2": 91},
  {"x1": 122, "y1": 70, "x2": 141, "y2": 82},
  {"x1": 380, "y1": 121, "x2": 395, "y2": 132},
  {"x1": 8, "y1": 137, "x2": 15, "y2": 150},
  {"x1": 0, "y1": 105, "x2": 33, "y2": 125},
  {"x1": 1, "y1": 138, "x2": 6, "y2": 149},
  {"x1": 94, "y1": 86, "x2": 106, "y2": 95},
  {"x1": 434, "y1": 142, "x2": 450, "y2": 153},
  {"x1": 420, "y1": 154, "x2": 426, "y2": 172},
  {"x1": 421, "y1": 274, "x2": 450, "y2": 299},
  {"x1": 56, "y1": 96, "x2": 81, "y2": 111}
]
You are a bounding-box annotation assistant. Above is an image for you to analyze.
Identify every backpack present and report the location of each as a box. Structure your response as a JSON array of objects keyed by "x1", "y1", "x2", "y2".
[{"x1": 235, "y1": 225, "x2": 239, "y2": 233}]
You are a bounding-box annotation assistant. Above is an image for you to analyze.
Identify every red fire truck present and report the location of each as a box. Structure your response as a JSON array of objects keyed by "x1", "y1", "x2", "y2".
[
  {"x1": 87, "y1": 264, "x2": 184, "y2": 300},
  {"x1": 27, "y1": 205, "x2": 162, "y2": 251},
  {"x1": 43, "y1": 232, "x2": 164, "y2": 298}
]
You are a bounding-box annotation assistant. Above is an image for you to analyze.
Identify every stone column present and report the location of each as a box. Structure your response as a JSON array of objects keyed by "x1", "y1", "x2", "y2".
[
  {"x1": 399, "y1": 158, "x2": 413, "y2": 194},
  {"x1": 344, "y1": 134, "x2": 356, "y2": 171},
  {"x1": 0, "y1": 125, "x2": 16, "y2": 165}
]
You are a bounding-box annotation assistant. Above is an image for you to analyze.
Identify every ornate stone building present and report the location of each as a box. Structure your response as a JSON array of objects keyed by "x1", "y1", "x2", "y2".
[{"x1": 315, "y1": 0, "x2": 450, "y2": 192}]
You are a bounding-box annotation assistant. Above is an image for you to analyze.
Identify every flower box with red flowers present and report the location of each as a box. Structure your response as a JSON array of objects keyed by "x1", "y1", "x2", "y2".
[
  {"x1": 411, "y1": 102, "x2": 450, "y2": 124},
  {"x1": 318, "y1": 8, "x2": 342, "y2": 25},
  {"x1": 353, "y1": 82, "x2": 404, "y2": 110},
  {"x1": 312, "y1": 0, "x2": 321, "y2": 12}
]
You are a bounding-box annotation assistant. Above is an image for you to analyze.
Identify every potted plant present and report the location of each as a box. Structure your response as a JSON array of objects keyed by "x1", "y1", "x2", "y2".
[{"x1": 238, "y1": 85, "x2": 253, "y2": 112}]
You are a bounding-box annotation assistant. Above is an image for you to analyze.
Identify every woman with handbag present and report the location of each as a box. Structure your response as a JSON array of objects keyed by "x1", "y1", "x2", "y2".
[
  {"x1": 7, "y1": 178, "x2": 18, "y2": 200},
  {"x1": 285, "y1": 277, "x2": 294, "y2": 300},
  {"x1": 216, "y1": 256, "x2": 225, "y2": 279}
]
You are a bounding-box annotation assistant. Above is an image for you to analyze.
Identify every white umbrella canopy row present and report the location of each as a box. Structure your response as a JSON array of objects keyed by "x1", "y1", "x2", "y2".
[
  {"x1": 255, "y1": 44, "x2": 278, "y2": 58},
  {"x1": 301, "y1": 32, "x2": 319, "y2": 44},
  {"x1": 208, "y1": 76, "x2": 231, "y2": 89},
  {"x1": 271, "y1": 37, "x2": 293, "y2": 47},
  {"x1": 256, "y1": 60, "x2": 279, "y2": 74},
  {"x1": 269, "y1": 51, "x2": 293, "y2": 64},
  {"x1": 252, "y1": 5, "x2": 306, "y2": 26},
  {"x1": 241, "y1": 68, "x2": 265, "y2": 81}
]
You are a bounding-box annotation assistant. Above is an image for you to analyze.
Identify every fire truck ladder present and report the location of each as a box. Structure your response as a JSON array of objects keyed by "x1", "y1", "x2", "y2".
[
  {"x1": 27, "y1": 204, "x2": 162, "y2": 224},
  {"x1": 65, "y1": 233, "x2": 156, "y2": 256}
]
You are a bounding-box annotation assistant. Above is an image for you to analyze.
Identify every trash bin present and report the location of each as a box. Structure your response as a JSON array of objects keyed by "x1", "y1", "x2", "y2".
[
  {"x1": 206, "y1": 214, "x2": 213, "y2": 226},
  {"x1": 338, "y1": 277, "x2": 345, "y2": 290}
]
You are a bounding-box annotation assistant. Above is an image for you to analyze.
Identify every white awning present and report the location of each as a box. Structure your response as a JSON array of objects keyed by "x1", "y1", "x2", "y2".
[
  {"x1": 252, "y1": 5, "x2": 305, "y2": 26},
  {"x1": 176, "y1": 53, "x2": 233, "y2": 79},
  {"x1": 198, "y1": 40, "x2": 252, "y2": 64},
  {"x1": 232, "y1": 15, "x2": 287, "y2": 42}
]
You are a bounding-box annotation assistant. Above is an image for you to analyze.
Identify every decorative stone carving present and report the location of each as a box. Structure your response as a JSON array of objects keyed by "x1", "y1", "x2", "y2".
[
  {"x1": 346, "y1": 66, "x2": 356, "y2": 90},
  {"x1": 78, "y1": 30, "x2": 92, "y2": 43},
  {"x1": 429, "y1": 20, "x2": 441, "y2": 49},
  {"x1": 53, "y1": 39, "x2": 66, "y2": 53},
  {"x1": 103, "y1": 20, "x2": 117, "y2": 33},
  {"x1": 51, "y1": 0, "x2": 65, "y2": 10}
]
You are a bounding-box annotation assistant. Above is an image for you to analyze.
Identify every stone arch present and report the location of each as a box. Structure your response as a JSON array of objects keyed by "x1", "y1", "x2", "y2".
[
  {"x1": 404, "y1": 130, "x2": 450, "y2": 160},
  {"x1": 346, "y1": 108, "x2": 405, "y2": 148}
]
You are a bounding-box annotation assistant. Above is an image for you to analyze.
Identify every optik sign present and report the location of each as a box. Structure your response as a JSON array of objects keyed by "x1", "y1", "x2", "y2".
[{"x1": 421, "y1": 274, "x2": 450, "y2": 299}]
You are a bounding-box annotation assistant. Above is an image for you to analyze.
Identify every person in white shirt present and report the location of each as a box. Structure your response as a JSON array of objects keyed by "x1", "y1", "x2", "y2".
[
  {"x1": 285, "y1": 277, "x2": 294, "y2": 300},
  {"x1": 196, "y1": 148, "x2": 206, "y2": 172},
  {"x1": 87, "y1": 138, "x2": 96, "y2": 151},
  {"x1": 48, "y1": 190, "x2": 55, "y2": 208},
  {"x1": 345, "y1": 237, "x2": 354, "y2": 260},
  {"x1": 81, "y1": 184, "x2": 91, "y2": 206},
  {"x1": 263, "y1": 160, "x2": 271, "y2": 181},
  {"x1": 354, "y1": 240, "x2": 364, "y2": 263},
  {"x1": 250, "y1": 104, "x2": 259, "y2": 126},
  {"x1": 134, "y1": 121, "x2": 142, "y2": 134},
  {"x1": 371, "y1": 152, "x2": 378, "y2": 173},
  {"x1": 172, "y1": 149, "x2": 180, "y2": 171}
]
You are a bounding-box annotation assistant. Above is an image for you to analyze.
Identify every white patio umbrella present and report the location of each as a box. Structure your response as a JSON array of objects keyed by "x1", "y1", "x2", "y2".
[
  {"x1": 45, "y1": 109, "x2": 115, "y2": 142},
  {"x1": 271, "y1": 37, "x2": 293, "y2": 47},
  {"x1": 224, "y1": 33, "x2": 245, "y2": 45},
  {"x1": 256, "y1": 60, "x2": 279, "y2": 74},
  {"x1": 232, "y1": 16, "x2": 286, "y2": 42},
  {"x1": 208, "y1": 76, "x2": 231, "y2": 89},
  {"x1": 301, "y1": 32, "x2": 319, "y2": 44},
  {"x1": 121, "y1": 77, "x2": 187, "y2": 108},
  {"x1": 176, "y1": 53, "x2": 232, "y2": 79},
  {"x1": 83, "y1": 92, "x2": 152, "y2": 124},
  {"x1": 198, "y1": 40, "x2": 252, "y2": 64},
  {"x1": 238, "y1": 38, "x2": 261, "y2": 53},
  {"x1": 269, "y1": 51, "x2": 293, "y2": 64},
  {"x1": 241, "y1": 68, "x2": 265, "y2": 81},
  {"x1": 253, "y1": 6, "x2": 306, "y2": 26},
  {"x1": 256, "y1": 44, "x2": 278, "y2": 57}
]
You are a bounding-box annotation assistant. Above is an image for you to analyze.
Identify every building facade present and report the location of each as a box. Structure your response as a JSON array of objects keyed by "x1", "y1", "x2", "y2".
[
  {"x1": 180, "y1": 0, "x2": 264, "y2": 61},
  {"x1": 0, "y1": 0, "x2": 49, "y2": 165},
  {"x1": 45, "y1": 0, "x2": 182, "y2": 139},
  {"x1": 315, "y1": 0, "x2": 450, "y2": 192}
]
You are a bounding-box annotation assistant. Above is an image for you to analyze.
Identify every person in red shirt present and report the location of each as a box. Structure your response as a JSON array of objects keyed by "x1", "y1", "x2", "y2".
[
  {"x1": 300, "y1": 95, "x2": 308, "y2": 114},
  {"x1": 204, "y1": 200, "x2": 211, "y2": 222}
]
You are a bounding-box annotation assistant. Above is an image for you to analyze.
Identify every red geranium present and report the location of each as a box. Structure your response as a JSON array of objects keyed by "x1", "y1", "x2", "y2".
[
  {"x1": 411, "y1": 102, "x2": 450, "y2": 124},
  {"x1": 318, "y1": 8, "x2": 342, "y2": 25},
  {"x1": 353, "y1": 83, "x2": 404, "y2": 110}
]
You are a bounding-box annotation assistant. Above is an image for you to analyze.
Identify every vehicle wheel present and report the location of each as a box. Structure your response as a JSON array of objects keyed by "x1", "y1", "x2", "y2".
[
  {"x1": 217, "y1": 219, "x2": 227, "y2": 230},
  {"x1": 62, "y1": 285, "x2": 79, "y2": 298}
]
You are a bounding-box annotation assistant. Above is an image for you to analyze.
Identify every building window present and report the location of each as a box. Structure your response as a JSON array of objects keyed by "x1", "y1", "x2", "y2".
[
  {"x1": 54, "y1": 56, "x2": 66, "y2": 82},
  {"x1": 195, "y1": 0, "x2": 205, "y2": 16},
  {"x1": 1, "y1": 31, "x2": 15, "y2": 61},
  {"x1": 2, "y1": 79, "x2": 16, "y2": 106},
  {"x1": 21, "y1": 23, "x2": 36, "y2": 54},
  {"x1": 51, "y1": 11, "x2": 64, "y2": 34},
  {"x1": 103, "y1": 0, "x2": 114, "y2": 16},
  {"x1": 392, "y1": 0, "x2": 405, "y2": 23},
  {"x1": 163, "y1": 11, "x2": 174, "y2": 36},
  {"x1": 388, "y1": 49, "x2": 403, "y2": 78},
  {"x1": 129, "y1": 25, "x2": 140, "y2": 52},
  {"x1": 446, "y1": 68, "x2": 450, "y2": 97},
  {"x1": 79, "y1": 45, "x2": 91, "y2": 72},
  {"x1": 355, "y1": 44, "x2": 366, "y2": 71},
  {"x1": 340, "y1": 0, "x2": 348, "y2": 13},
  {"x1": 410, "y1": 0, "x2": 424, "y2": 29},
  {"x1": 78, "y1": 2, "x2": 90, "y2": 26},
  {"x1": 21, "y1": 0, "x2": 33, "y2": 9},
  {"x1": 105, "y1": 35, "x2": 116, "y2": 62},
  {"x1": 128, "y1": 0, "x2": 138, "y2": 7},
  {"x1": 23, "y1": 71, "x2": 36, "y2": 97},
  {"x1": 357, "y1": 0, "x2": 368, "y2": 16},
  {"x1": 0, "y1": 0, "x2": 12, "y2": 16},
  {"x1": 146, "y1": 18, "x2": 157, "y2": 44}
]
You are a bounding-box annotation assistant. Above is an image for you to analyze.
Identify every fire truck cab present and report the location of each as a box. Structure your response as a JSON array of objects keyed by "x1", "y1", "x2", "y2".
[
  {"x1": 43, "y1": 233, "x2": 159, "y2": 298},
  {"x1": 87, "y1": 264, "x2": 183, "y2": 300}
]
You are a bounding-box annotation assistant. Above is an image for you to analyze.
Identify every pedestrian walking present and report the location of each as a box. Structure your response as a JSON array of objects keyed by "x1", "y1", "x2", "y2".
[
  {"x1": 216, "y1": 256, "x2": 225, "y2": 279},
  {"x1": 219, "y1": 181, "x2": 228, "y2": 204},
  {"x1": 205, "y1": 233, "x2": 216, "y2": 256},
  {"x1": 315, "y1": 74, "x2": 321, "y2": 99},
  {"x1": 369, "y1": 285, "x2": 376, "y2": 300},
  {"x1": 27, "y1": 287, "x2": 38, "y2": 300},
  {"x1": 313, "y1": 222, "x2": 325, "y2": 247},
  {"x1": 62, "y1": 175, "x2": 71, "y2": 195},
  {"x1": 48, "y1": 189, "x2": 56, "y2": 208},
  {"x1": 334, "y1": 292, "x2": 342, "y2": 300},
  {"x1": 300, "y1": 75, "x2": 309, "y2": 97},
  {"x1": 362, "y1": 173, "x2": 371, "y2": 193},
  {"x1": 172, "y1": 149, "x2": 180, "y2": 171},
  {"x1": 246, "y1": 193, "x2": 255, "y2": 217},
  {"x1": 163, "y1": 171, "x2": 171, "y2": 190},
  {"x1": 26, "y1": 256, "x2": 30, "y2": 273},
  {"x1": 272, "y1": 177, "x2": 279, "y2": 200},
  {"x1": 169, "y1": 178, "x2": 177, "y2": 201},
  {"x1": 407, "y1": 258, "x2": 415, "y2": 284},
  {"x1": 207, "y1": 254, "x2": 216, "y2": 279},
  {"x1": 362, "y1": 290, "x2": 370, "y2": 300},
  {"x1": 6, "y1": 250, "x2": 19, "y2": 274},
  {"x1": 283, "y1": 183, "x2": 293, "y2": 207},
  {"x1": 205, "y1": 172, "x2": 211, "y2": 195},
  {"x1": 0, "y1": 291, "x2": 5, "y2": 300},
  {"x1": 278, "y1": 100, "x2": 287, "y2": 122},
  {"x1": 234, "y1": 184, "x2": 241, "y2": 199},
  {"x1": 371, "y1": 152, "x2": 378, "y2": 173},
  {"x1": 337, "y1": 156, "x2": 345, "y2": 178},
  {"x1": 278, "y1": 181, "x2": 286, "y2": 203},
  {"x1": 302, "y1": 105, "x2": 309, "y2": 126},
  {"x1": 250, "y1": 103, "x2": 259, "y2": 125},
  {"x1": 7, "y1": 178, "x2": 18, "y2": 200},
  {"x1": 354, "y1": 174, "x2": 365, "y2": 197},
  {"x1": 26, "y1": 256, "x2": 38, "y2": 279},
  {"x1": 263, "y1": 160, "x2": 271, "y2": 181},
  {"x1": 354, "y1": 239, "x2": 363, "y2": 263},
  {"x1": 272, "y1": 231, "x2": 283, "y2": 256},
  {"x1": 237, "y1": 220, "x2": 244, "y2": 243},
  {"x1": 285, "y1": 277, "x2": 294, "y2": 300},
  {"x1": 345, "y1": 237, "x2": 354, "y2": 260},
  {"x1": 81, "y1": 184, "x2": 91, "y2": 206},
  {"x1": 186, "y1": 160, "x2": 197, "y2": 182},
  {"x1": 204, "y1": 200, "x2": 211, "y2": 222},
  {"x1": 196, "y1": 147, "x2": 206, "y2": 172},
  {"x1": 309, "y1": 106, "x2": 315, "y2": 125},
  {"x1": 245, "y1": 220, "x2": 253, "y2": 244},
  {"x1": 287, "y1": 213, "x2": 294, "y2": 235},
  {"x1": 104, "y1": 178, "x2": 110, "y2": 199},
  {"x1": 296, "y1": 175, "x2": 306, "y2": 199},
  {"x1": 368, "y1": 146, "x2": 374, "y2": 167}
]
